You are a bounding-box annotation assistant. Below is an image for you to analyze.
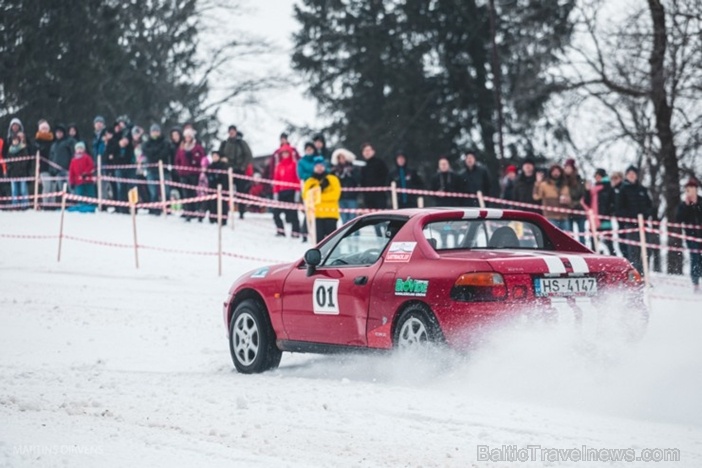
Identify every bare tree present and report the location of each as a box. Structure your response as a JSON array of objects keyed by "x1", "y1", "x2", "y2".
[{"x1": 555, "y1": 0, "x2": 702, "y2": 274}]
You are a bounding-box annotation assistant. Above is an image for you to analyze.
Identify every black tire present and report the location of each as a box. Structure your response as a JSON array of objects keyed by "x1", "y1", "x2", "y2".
[
  {"x1": 393, "y1": 303, "x2": 444, "y2": 349},
  {"x1": 229, "y1": 299, "x2": 282, "y2": 374}
]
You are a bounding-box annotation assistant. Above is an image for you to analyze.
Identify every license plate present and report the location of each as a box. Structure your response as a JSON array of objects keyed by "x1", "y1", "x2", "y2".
[{"x1": 534, "y1": 277, "x2": 598, "y2": 297}]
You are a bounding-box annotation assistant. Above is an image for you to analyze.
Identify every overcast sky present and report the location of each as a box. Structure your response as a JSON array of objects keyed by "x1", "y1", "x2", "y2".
[{"x1": 213, "y1": 0, "x2": 321, "y2": 155}]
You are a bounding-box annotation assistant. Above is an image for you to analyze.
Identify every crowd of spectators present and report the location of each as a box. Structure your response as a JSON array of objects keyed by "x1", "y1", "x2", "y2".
[{"x1": 1, "y1": 115, "x2": 700, "y2": 289}]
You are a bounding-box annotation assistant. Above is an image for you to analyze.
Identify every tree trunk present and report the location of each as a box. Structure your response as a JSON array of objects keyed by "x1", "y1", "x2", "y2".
[{"x1": 647, "y1": 0, "x2": 683, "y2": 274}]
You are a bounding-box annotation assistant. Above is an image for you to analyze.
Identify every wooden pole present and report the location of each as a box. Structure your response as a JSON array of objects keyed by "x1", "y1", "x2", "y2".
[
  {"x1": 57, "y1": 183, "x2": 68, "y2": 262},
  {"x1": 637, "y1": 214, "x2": 649, "y2": 287},
  {"x1": 228, "y1": 168, "x2": 235, "y2": 231},
  {"x1": 477, "y1": 190, "x2": 486, "y2": 209},
  {"x1": 217, "y1": 184, "x2": 223, "y2": 277},
  {"x1": 417, "y1": 196, "x2": 424, "y2": 209},
  {"x1": 129, "y1": 187, "x2": 140, "y2": 269},
  {"x1": 390, "y1": 181, "x2": 398, "y2": 210},
  {"x1": 33, "y1": 151, "x2": 40, "y2": 211},
  {"x1": 96, "y1": 155, "x2": 103, "y2": 212},
  {"x1": 587, "y1": 209, "x2": 600, "y2": 253},
  {"x1": 158, "y1": 160, "x2": 167, "y2": 217},
  {"x1": 306, "y1": 189, "x2": 317, "y2": 246}
]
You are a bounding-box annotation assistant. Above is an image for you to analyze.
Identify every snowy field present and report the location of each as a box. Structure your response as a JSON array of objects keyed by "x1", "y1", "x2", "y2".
[{"x1": 1, "y1": 211, "x2": 701, "y2": 467}]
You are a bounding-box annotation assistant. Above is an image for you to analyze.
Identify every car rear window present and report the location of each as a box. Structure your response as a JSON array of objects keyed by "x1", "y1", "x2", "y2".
[{"x1": 423, "y1": 219, "x2": 547, "y2": 250}]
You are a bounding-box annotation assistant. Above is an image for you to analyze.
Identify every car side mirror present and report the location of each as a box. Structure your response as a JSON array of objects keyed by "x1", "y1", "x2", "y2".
[{"x1": 304, "y1": 248, "x2": 322, "y2": 276}]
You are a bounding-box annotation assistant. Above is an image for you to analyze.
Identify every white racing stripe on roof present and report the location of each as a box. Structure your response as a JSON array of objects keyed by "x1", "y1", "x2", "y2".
[
  {"x1": 563, "y1": 255, "x2": 589, "y2": 274},
  {"x1": 541, "y1": 255, "x2": 567, "y2": 274},
  {"x1": 484, "y1": 208, "x2": 504, "y2": 219},
  {"x1": 462, "y1": 210, "x2": 481, "y2": 219}
]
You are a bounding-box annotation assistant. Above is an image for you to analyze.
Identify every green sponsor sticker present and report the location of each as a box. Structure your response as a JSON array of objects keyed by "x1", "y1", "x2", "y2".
[{"x1": 395, "y1": 277, "x2": 429, "y2": 297}]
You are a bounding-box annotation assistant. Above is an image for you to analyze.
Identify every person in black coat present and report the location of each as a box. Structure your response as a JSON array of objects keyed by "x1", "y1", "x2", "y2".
[
  {"x1": 590, "y1": 168, "x2": 616, "y2": 255},
  {"x1": 615, "y1": 165, "x2": 653, "y2": 274},
  {"x1": 142, "y1": 124, "x2": 171, "y2": 212},
  {"x1": 206, "y1": 151, "x2": 230, "y2": 224},
  {"x1": 512, "y1": 158, "x2": 539, "y2": 212},
  {"x1": 359, "y1": 143, "x2": 388, "y2": 210},
  {"x1": 389, "y1": 151, "x2": 423, "y2": 208},
  {"x1": 458, "y1": 151, "x2": 491, "y2": 207},
  {"x1": 676, "y1": 179, "x2": 702, "y2": 292},
  {"x1": 430, "y1": 156, "x2": 463, "y2": 207}
]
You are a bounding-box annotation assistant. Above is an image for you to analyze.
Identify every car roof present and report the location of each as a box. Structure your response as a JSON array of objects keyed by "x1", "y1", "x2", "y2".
[{"x1": 362, "y1": 207, "x2": 526, "y2": 219}]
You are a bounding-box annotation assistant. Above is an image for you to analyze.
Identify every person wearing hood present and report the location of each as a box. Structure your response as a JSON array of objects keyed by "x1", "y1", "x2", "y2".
[
  {"x1": 218, "y1": 125, "x2": 253, "y2": 219},
  {"x1": 6, "y1": 133, "x2": 32, "y2": 208},
  {"x1": 175, "y1": 127, "x2": 205, "y2": 221},
  {"x1": 303, "y1": 156, "x2": 341, "y2": 242},
  {"x1": 615, "y1": 165, "x2": 653, "y2": 274},
  {"x1": 389, "y1": 150, "x2": 423, "y2": 209},
  {"x1": 512, "y1": 158, "x2": 539, "y2": 212},
  {"x1": 4, "y1": 117, "x2": 24, "y2": 158},
  {"x1": 589, "y1": 168, "x2": 616, "y2": 255},
  {"x1": 273, "y1": 144, "x2": 302, "y2": 237},
  {"x1": 142, "y1": 124, "x2": 171, "y2": 212},
  {"x1": 67, "y1": 141, "x2": 96, "y2": 213},
  {"x1": 533, "y1": 164, "x2": 572, "y2": 230},
  {"x1": 458, "y1": 151, "x2": 491, "y2": 207},
  {"x1": 676, "y1": 179, "x2": 702, "y2": 293},
  {"x1": 332, "y1": 148, "x2": 359, "y2": 224},
  {"x1": 267, "y1": 132, "x2": 300, "y2": 181}
]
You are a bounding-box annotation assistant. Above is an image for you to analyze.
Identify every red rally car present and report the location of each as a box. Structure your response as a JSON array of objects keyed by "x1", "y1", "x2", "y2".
[{"x1": 223, "y1": 208, "x2": 646, "y2": 373}]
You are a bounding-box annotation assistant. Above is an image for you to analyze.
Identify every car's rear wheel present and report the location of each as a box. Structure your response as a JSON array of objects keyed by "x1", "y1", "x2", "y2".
[
  {"x1": 393, "y1": 303, "x2": 443, "y2": 349},
  {"x1": 229, "y1": 299, "x2": 282, "y2": 373}
]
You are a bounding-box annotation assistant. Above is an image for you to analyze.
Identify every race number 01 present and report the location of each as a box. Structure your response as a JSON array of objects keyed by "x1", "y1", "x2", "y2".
[{"x1": 313, "y1": 279, "x2": 339, "y2": 315}]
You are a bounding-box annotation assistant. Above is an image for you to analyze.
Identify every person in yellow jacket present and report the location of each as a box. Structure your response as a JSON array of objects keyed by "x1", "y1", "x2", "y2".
[{"x1": 303, "y1": 156, "x2": 342, "y2": 242}]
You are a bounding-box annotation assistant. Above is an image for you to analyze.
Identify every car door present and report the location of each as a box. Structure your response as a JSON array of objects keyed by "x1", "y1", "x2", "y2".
[{"x1": 281, "y1": 218, "x2": 404, "y2": 346}]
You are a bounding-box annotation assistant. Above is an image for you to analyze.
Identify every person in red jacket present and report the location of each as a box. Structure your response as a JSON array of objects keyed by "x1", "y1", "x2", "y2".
[
  {"x1": 68, "y1": 142, "x2": 96, "y2": 213},
  {"x1": 272, "y1": 144, "x2": 301, "y2": 237}
]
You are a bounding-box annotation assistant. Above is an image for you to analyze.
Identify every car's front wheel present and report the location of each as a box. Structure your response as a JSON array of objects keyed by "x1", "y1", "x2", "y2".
[
  {"x1": 229, "y1": 299, "x2": 282, "y2": 374},
  {"x1": 393, "y1": 303, "x2": 443, "y2": 349}
]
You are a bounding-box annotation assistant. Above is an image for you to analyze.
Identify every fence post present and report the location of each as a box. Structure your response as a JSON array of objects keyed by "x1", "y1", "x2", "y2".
[
  {"x1": 57, "y1": 183, "x2": 68, "y2": 262},
  {"x1": 306, "y1": 188, "x2": 318, "y2": 246},
  {"x1": 477, "y1": 190, "x2": 486, "y2": 209},
  {"x1": 637, "y1": 214, "x2": 650, "y2": 288},
  {"x1": 33, "y1": 151, "x2": 40, "y2": 211},
  {"x1": 217, "y1": 184, "x2": 223, "y2": 277},
  {"x1": 158, "y1": 160, "x2": 167, "y2": 217},
  {"x1": 129, "y1": 187, "x2": 140, "y2": 269},
  {"x1": 228, "y1": 168, "x2": 235, "y2": 231},
  {"x1": 417, "y1": 196, "x2": 424, "y2": 208},
  {"x1": 97, "y1": 155, "x2": 103, "y2": 212},
  {"x1": 587, "y1": 209, "x2": 600, "y2": 253},
  {"x1": 390, "y1": 181, "x2": 398, "y2": 210}
]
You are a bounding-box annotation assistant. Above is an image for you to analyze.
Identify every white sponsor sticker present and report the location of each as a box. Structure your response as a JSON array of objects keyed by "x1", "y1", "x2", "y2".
[
  {"x1": 385, "y1": 242, "x2": 417, "y2": 263},
  {"x1": 313, "y1": 279, "x2": 340, "y2": 315}
]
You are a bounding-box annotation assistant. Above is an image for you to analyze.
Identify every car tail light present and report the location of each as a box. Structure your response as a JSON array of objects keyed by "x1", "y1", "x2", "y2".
[
  {"x1": 626, "y1": 268, "x2": 642, "y2": 284},
  {"x1": 451, "y1": 272, "x2": 507, "y2": 302}
]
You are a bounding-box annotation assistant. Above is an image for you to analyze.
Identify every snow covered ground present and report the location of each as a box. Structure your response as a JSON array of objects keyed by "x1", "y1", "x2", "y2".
[{"x1": 1, "y1": 211, "x2": 701, "y2": 467}]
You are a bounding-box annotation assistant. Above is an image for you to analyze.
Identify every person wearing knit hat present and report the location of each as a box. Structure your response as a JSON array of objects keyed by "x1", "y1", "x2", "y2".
[
  {"x1": 142, "y1": 124, "x2": 169, "y2": 214},
  {"x1": 218, "y1": 124, "x2": 253, "y2": 219},
  {"x1": 500, "y1": 164, "x2": 518, "y2": 201},
  {"x1": 615, "y1": 165, "x2": 652, "y2": 275},
  {"x1": 272, "y1": 144, "x2": 302, "y2": 237},
  {"x1": 303, "y1": 156, "x2": 341, "y2": 243},
  {"x1": 67, "y1": 141, "x2": 97, "y2": 213},
  {"x1": 331, "y1": 148, "x2": 360, "y2": 225},
  {"x1": 676, "y1": 178, "x2": 702, "y2": 292},
  {"x1": 512, "y1": 157, "x2": 539, "y2": 211}
]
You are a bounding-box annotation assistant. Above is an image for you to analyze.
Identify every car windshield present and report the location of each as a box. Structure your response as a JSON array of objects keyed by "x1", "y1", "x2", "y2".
[{"x1": 423, "y1": 219, "x2": 547, "y2": 250}]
